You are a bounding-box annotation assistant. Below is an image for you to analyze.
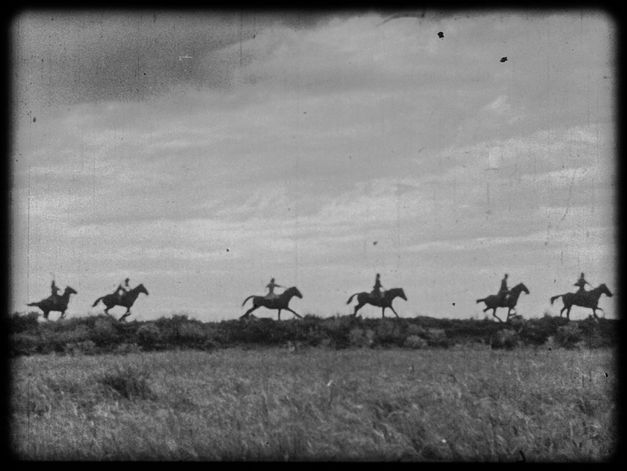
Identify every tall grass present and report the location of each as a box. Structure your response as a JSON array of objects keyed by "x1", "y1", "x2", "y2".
[{"x1": 11, "y1": 347, "x2": 616, "y2": 461}]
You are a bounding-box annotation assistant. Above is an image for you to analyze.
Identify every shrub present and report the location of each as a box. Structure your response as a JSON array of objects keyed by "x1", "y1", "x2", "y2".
[
  {"x1": 374, "y1": 319, "x2": 406, "y2": 346},
  {"x1": 10, "y1": 312, "x2": 40, "y2": 333},
  {"x1": 97, "y1": 365, "x2": 156, "y2": 400},
  {"x1": 555, "y1": 324, "x2": 583, "y2": 349},
  {"x1": 490, "y1": 329, "x2": 519, "y2": 350},
  {"x1": 92, "y1": 317, "x2": 119, "y2": 346},
  {"x1": 11, "y1": 332, "x2": 41, "y2": 356},
  {"x1": 65, "y1": 340, "x2": 97, "y2": 355},
  {"x1": 114, "y1": 343, "x2": 142, "y2": 354},
  {"x1": 424, "y1": 328, "x2": 449, "y2": 348},
  {"x1": 348, "y1": 328, "x2": 374, "y2": 348},
  {"x1": 406, "y1": 323, "x2": 427, "y2": 337},
  {"x1": 177, "y1": 321, "x2": 207, "y2": 344},
  {"x1": 404, "y1": 335, "x2": 428, "y2": 349},
  {"x1": 136, "y1": 323, "x2": 164, "y2": 349}
]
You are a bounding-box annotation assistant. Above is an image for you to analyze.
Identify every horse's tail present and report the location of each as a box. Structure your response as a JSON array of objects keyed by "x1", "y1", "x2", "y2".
[
  {"x1": 550, "y1": 294, "x2": 562, "y2": 305},
  {"x1": 242, "y1": 295, "x2": 255, "y2": 307},
  {"x1": 27, "y1": 301, "x2": 40, "y2": 307},
  {"x1": 346, "y1": 293, "x2": 360, "y2": 305},
  {"x1": 92, "y1": 296, "x2": 104, "y2": 307},
  {"x1": 476, "y1": 298, "x2": 485, "y2": 304}
]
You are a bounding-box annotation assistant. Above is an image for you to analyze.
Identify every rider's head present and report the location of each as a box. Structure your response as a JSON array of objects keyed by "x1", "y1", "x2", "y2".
[
  {"x1": 125, "y1": 278, "x2": 130, "y2": 283},
  {"x1": 504, "y1": 273, "x2": 508, "y2": 278},
  {"x1": 270, "y1": 277, "x2": 275, "y2": 282},
  {"x1": 580, "y1": 272, "x2": 585, "y2": 277},
  {"x1": 376, "y1": 273, "x2": 380, "y2": 278}
]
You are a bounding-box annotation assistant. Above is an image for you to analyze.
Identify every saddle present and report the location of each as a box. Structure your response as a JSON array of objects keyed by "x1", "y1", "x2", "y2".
[{"x1": 369, "y1": 290, "x2": 386, "y2": 302}]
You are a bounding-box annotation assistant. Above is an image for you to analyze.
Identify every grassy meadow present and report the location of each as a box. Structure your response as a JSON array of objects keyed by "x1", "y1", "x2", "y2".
[{"x1": 11, "y1": 346, "x2": 616, "y2": 461}]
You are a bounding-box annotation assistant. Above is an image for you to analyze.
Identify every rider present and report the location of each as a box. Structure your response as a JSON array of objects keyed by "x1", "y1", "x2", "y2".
[
  {"x1": 265, "y1": 277, "x2": 283, "y2": 300},
  {"x1": 115, "y1": 278, "x2": 131, "y2": 301},
  {"x1": 50, "y1": 279, "x2": 60, "y2": 302},
  {"x1": 574, "y1": 272, "x2": 590, "y2": 294},
  {"x1": 371, "y1": 273, "x2": 384, "y2": 299},
  {"x1": 497, "y1": 273, "x2": 510, "y2": 305}
]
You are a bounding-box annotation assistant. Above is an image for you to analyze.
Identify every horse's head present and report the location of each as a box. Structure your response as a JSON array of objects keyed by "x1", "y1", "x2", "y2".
[
  {"x1": 599, "y1": 283, "x2": 613, "y2": 297},
  {"x1": 514, "y1": 283, "x2": 529, "y2": 295},
  {"x1": 285, "y1": 286, "x2": 303, "y2": 299},
  {"x1": 136, "y1": 284, "x2": 149, "y2": 296},
  {"x1": 64, "y1": 286, "x2": 78, "y2": 295},
  {"x1": 388, "y1": 288, "x2": 407, "y2": 301}
]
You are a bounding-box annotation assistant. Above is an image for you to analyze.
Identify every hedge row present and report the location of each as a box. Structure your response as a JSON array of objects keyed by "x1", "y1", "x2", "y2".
[{"x1": 9, "y1": 312, "x2": 618, "y2": 356}]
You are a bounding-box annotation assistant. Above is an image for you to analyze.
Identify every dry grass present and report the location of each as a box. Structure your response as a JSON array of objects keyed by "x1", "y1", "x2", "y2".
[{"x1": 11, "y1": 347, "x2": 616, "y2": 461}]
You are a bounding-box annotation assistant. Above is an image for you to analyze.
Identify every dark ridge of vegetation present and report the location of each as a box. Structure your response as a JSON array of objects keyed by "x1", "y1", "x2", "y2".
[{"x1": 8, "y1": 311, "x2": 618, "y2": 357}]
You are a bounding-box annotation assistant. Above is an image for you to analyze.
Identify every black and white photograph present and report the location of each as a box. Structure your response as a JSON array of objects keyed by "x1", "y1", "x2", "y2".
[{"x1": 9, "y1": 8, "x2": 618, "y2": 460}]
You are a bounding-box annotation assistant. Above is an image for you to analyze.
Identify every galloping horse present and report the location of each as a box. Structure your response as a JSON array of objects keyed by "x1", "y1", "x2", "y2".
[
  {"x1": 27, "y1": 286, "x2": 77, "y2": 320},
  {"x1": 240, "y1": 286, "x2": 303, "y2": 320},
  {"x1": 476, "y1": 282, "x2": 529, "y2": 323},
  {"x1": 550, "y1": 283, "x2": 613, "y2": 320},
  {"x1": 346, "y1": 288, "x2": 407, "y2": 318},
  {"x1": 92, "y1": 284, "x2": 149, "y2": 322}
]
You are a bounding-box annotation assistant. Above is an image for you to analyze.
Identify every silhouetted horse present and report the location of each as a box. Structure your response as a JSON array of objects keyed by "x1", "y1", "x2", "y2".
[
  {"x1": 240, "y1": 286, "x2": 303, "y2": 320},
  {"x1": 550, "y1": 283, "x2": 612, "y2": 320},
  {"x1": 27, "y1": 286, "x2": 77, "y2": 320},
  {"x1": 476, "y1": 282, "x2": 529, "y2": 323},
  {"x1": 346, "y1": 287, "x2": 407, "y2": 318},
  {"x1": 92, "y1": 284, "x2": 149, "y2": 322}
]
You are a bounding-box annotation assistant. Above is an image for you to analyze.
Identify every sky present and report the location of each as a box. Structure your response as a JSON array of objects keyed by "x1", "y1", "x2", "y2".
[{"x1": 10, "y1": 10, "x2": 617, "y2": 322}]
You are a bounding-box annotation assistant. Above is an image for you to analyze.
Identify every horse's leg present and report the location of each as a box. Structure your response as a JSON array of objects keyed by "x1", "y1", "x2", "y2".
[
  {"x1": 285, "y1": 307, "x2": 302, "y2": 319},
  {"x1": 277, "y1": 309, "x2": 281, "y2": 321},
  {"x1": 389, "y1": 305, "x2": 400, "y2": 318},
  {"x1": 492, "y1": 308, "x2": 504, "y2": 323},
  {"x1": 560, "y1": 305, "x2": 567, "y2": 317},
  {"x1": 353, "y1": 302, "x2": 364, "y2": 317},
  {"x1": 483, "y1": 306, "x2": 490, "y2": 313},
  {"x1": 119, "y1": 307, "x2": 131, "y2": 322},
  {"x1": 241, "y1": 304, "x2": 259, "y2": 319},
  {"x1": 381, "y1": 307, "x2": 386, "y2": 318}
]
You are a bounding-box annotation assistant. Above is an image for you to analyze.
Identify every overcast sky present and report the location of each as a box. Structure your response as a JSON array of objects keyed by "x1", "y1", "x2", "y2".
[{"x1": 11, "y1": 10, "x2": 617, "y2": 321}]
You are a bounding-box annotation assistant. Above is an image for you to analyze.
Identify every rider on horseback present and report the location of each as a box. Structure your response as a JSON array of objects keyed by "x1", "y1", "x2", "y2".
[
  {"x1": 574, "y1": 272, "x2": 590, "y2": 294},
  {"x1": 265, "y1": 278, "x2": 283, "y2": 300},
  {"x1": 497, "y1": 273, "x2": 510, "y2": 305},
  {"x1": 50, "y1": 279, "x2": 60, "y2": 302},
  {"x1": 371, "y1": 273, "x2": 384, "y2": 300},
  {"x1": 115, "y1": 278, "x2": 131, "y2": 302}
]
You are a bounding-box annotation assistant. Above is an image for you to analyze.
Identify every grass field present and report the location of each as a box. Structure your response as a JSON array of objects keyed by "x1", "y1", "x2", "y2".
[{"x1": 11, "y1": 346, "x2": 616, "y2": 461}]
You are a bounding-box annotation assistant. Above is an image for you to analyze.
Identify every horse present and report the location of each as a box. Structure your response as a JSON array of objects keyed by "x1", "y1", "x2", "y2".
[
  {"x1": 92, "y1": 284, "x2": 149, "y2": 322},
  {"x1": 476, "y1": 282, "x2": 530, "y2": 323},
  {"x1": 240, "y1": 286, "x2": 303, "y2": 320},
  {"x1": 550, "y1": 283, "x2": 613, "y2": 320},
  {"x1": 27, "y1": 286, "x2": 77, "y2": 320},
  {"x1": 346, "y1": 287, "x2": 408, "y2": 318}
]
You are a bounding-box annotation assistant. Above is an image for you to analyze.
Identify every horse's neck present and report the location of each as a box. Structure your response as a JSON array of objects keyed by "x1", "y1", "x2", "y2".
[
  {"x1": 386, "y1": 289, "x2": 399, "y2": 298},
  {"x1": 508, "y1": 292, "x2": 520, "y2": 304}
]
